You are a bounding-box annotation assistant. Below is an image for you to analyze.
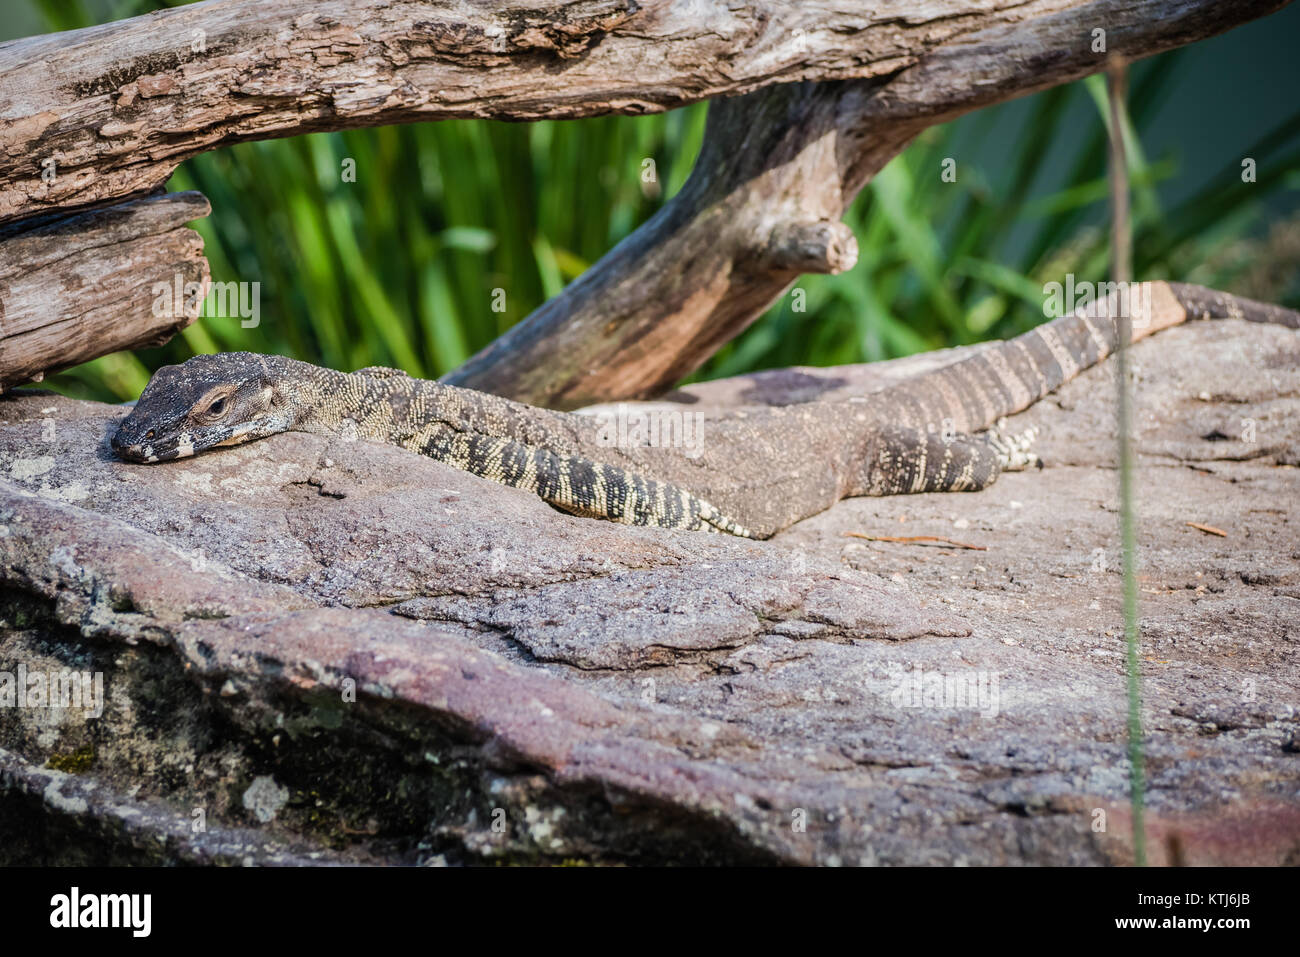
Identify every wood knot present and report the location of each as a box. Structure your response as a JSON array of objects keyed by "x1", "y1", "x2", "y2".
[{"x1": 760, "y1": 221, "x2": 858, "y2": 275}]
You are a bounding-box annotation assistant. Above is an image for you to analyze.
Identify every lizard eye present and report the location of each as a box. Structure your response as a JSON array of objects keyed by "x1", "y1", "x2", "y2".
[{"x1": 206, "y1": 396, "x2": 228, "y2": 417}]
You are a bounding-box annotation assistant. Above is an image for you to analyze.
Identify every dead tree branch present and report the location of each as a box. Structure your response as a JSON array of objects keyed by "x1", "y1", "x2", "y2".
[{"x1": 0, "y1": 192, "x2": 210, "y2": 392}]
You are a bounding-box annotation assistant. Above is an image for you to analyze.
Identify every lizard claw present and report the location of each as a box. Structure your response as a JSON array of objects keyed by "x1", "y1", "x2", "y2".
[{"x1": 985, "y1": 419, "x2": 1041, "y2": 472}]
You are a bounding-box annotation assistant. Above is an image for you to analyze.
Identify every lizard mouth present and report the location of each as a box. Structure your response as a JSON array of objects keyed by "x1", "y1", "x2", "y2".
[
  {"x1": 110, "y1": 419, "x2": 200, "y2": 463},
  {"x1": 110, "y1": 432, "x2": 192, "y2": 463},
  {"x1": 111, "y1": 419, "x2": 275, "y2": 462}
]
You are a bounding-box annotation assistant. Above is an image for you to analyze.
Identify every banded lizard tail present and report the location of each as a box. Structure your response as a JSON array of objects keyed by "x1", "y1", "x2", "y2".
[{"x1": 111, "y1": 282, "x2": 1299, "y2": 538}]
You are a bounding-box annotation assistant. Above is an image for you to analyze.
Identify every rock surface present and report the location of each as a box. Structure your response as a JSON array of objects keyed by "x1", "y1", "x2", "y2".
[{"x1": 1, "y1": 319, "x2": 1298, "y2": 865}]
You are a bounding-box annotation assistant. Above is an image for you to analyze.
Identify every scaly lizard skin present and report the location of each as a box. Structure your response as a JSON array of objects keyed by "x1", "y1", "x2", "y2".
[{"x1": 112, "y1": 281, "x2": 1298, "y2": 538}]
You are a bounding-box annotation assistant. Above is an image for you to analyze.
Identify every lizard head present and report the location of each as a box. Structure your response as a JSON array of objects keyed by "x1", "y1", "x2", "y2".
[{"x1": 112, "y1": 352, "x2": 294, "y2": 463}]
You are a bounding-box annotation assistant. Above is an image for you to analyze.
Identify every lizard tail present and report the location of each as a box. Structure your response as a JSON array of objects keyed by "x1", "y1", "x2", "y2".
[
  {"x1": 1161, "y1": 281, "x2": 1300, "y2": 332},
  {"x1": 883, "y1": 280, "x2": 1300, "y2": 436},
  {"x1": 420, "y1": 426, "x2": 760, "y2": 537},
  {"x1": 695, "y1": 499, "x2": 758, "y2": 538}
]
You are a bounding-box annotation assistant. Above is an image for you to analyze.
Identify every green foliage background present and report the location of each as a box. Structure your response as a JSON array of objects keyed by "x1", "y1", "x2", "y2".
[{"x1": 12, "y1": 0, "x2": 1300, "y2": 403}]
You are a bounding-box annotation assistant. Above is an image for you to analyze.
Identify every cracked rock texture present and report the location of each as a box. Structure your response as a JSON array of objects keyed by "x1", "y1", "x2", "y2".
[{"x1": 1, "y1": 319, "x2": 1298, "y2": 865}]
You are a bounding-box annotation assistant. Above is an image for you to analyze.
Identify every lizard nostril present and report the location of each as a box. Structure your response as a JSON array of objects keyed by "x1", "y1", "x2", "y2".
[{"x1": 145, "y1": 429, "x2": 155, "y2": 440}]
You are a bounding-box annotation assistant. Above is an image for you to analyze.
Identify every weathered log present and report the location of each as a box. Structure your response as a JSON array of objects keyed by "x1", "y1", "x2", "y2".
[
  {"x1": 445, "y1": 0, "x2": 1291, "y2": 406},
  {"x1": 0, "y1": 191, "x2": 210, "y2": 393},
  {"x1": 0, "y1": 0, "x2": 1286, "y2": 227}
]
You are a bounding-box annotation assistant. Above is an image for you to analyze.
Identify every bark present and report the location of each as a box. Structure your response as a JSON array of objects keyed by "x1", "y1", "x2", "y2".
[
  {"x1": 0, "y1": 191, "x2": 210, "y2": 393},
  {"x1": 0, "y1": 0, "x2": 1285, "y2": 226}
]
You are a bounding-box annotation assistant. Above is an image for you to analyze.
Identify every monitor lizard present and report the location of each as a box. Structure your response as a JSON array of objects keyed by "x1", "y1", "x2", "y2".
[{"x1": 111, "y1": 281, "x2": 1298, "y2": 539}]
